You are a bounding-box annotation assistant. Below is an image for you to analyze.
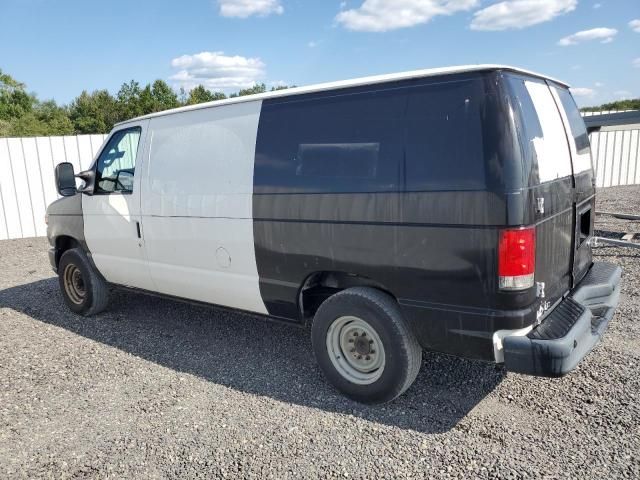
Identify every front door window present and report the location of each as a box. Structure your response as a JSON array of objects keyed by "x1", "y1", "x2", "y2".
[{"x1": 95, "y1": 127, "x2": 141, "y2": 194}]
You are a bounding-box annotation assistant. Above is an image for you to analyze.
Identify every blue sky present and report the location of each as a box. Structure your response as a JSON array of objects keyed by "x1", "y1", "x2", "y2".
[{"x1": 0, "y1": 0, "x2": 638, "y2": 107}]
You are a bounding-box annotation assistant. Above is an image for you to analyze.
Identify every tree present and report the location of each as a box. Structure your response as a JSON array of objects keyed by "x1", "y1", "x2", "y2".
[
  {"x1": 186, "y1": 85, "x2": 226, "y2": 105},
  {"x1": 150, "y1": 80, "x2": 179, "y2": 111},
  {"x1": 116, "y1": 80, "x2": 144, "y2": 120},
  {"x1": 230, "y1": 83, "x2": 267, "y2": 98},
  {"x1": 0, "y1": 67, "x2": 295, "y2": 137},
  {"x1": 33, "y1": 100, "x2": 74, "y2": 135},
  {"x1": 69, "y1": 90, "x2": 119, "y2": 134},
  {"x1": 581, "y1": 98, "x2": 640, "y2": 112},
  {"x1": 0, "y1": 68, "x2": 36, "y2": 122}
]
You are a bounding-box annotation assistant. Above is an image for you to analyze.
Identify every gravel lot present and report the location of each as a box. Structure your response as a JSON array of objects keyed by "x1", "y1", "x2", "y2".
[{"x1": 1, "y1": 186, "x2": 639, "y2": 479}]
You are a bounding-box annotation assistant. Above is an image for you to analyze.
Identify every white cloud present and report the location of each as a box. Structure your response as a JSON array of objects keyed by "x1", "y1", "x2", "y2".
[
  {"x1": 307, "y1": 40, "x2": 318, "y2": 48},
  {"x1": 570, "y1": 87, "x2": 596, "y2": 97},
  {"x1": 593, "y1": 3, "x2": 601, "y2": 8},
  {"x1": 335, "y1": 0, "x2": 478, "y2": 32},
  {"x1": 170, "y1": 51, "x2": 266, "y2": 91},
  {"x1": 218, "y1": 0, "x2": 283, "y2": 18},
  {"x1": 629, "y1": 19, "x2": 640, "y2": 33},
  {"x1": 594, "y1": 82, "x2": 604, "y2": 87},
  {"x1": 558, "y1": 27, "x2": 618, "y2": 46},
  {"x1": 633, "y1": 58, "x2": 640, "y2": 68},
  {"x1": 470, "y1": 0, "x2": 576, "y2": 31},
  {"x1": 614, "y1": 90, "x2": 631, "y2": 98}
]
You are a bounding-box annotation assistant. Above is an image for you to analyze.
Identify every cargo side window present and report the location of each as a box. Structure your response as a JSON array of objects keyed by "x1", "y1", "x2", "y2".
[
  {"x1": 404, "y1": 79, "x2": 486, "y2": 191},
  {"x1": 95, "y1": 127, "x2": 141, "y2": 194},
  {"x1": 254, "y1": 89, "x2": 404, "y2": 193}
]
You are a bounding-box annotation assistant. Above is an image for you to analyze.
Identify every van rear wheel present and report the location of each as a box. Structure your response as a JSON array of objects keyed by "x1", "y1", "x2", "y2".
[
  {"x1": 311, "y1": 287, "x2": 422, "y2": 404},
  {"x1": 58, "y1": 248, "x2": 109, "y2": 316}
]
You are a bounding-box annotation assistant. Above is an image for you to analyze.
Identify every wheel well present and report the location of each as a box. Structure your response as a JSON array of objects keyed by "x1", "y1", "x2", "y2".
[
  {"x1": 54, "y1": 236, "x2": 81, "y2": 268},
  {"x1": 299, "y1": 271, "x2": 395, "y2": 321}
]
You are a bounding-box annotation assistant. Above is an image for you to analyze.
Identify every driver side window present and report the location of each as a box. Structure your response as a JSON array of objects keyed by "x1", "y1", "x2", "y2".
[{"x1": 95, "y1": 127, "x2": 141, "y2": 194}]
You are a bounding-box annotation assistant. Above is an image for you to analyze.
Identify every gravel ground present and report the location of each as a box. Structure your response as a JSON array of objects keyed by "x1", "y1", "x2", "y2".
[{"x1": 1, "y1": 186, "x2": 639, "y2": 479}]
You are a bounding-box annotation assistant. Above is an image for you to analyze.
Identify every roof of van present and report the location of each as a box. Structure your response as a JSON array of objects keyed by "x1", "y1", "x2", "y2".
[{"x1": 116, "y1": 64, "x2": 569, "y2": 126}]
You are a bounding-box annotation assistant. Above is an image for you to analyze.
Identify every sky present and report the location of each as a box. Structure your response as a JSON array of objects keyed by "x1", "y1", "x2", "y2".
[{"x1": 0, "y1": 0, "x2": 638, "y2": 107}]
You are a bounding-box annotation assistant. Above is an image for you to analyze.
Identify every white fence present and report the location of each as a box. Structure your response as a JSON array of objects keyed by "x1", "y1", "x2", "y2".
[
  {"x1": 590, "y1": 129, "x2": 640, "y2": 188},
  {"x1": 0, "y1": 135, "x2": 107, "y2": 240},
  {"x1": 0, "y1": 115, "x2": 639, "y2": 240},
  {"x1": 582, "y1": 111, "x2": 640, "y2": 188}
]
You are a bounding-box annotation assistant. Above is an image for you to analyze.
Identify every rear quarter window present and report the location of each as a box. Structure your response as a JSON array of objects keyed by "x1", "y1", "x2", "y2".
[
  {"x1": 552, "y1": 86, "x2": 592, "y2": 174},
  {"x1": 254, "y1": 88, "x2": 404, "y2": 194},
  {"x1": 507, "y1": 76, "x2": 573, "y2": 184},
  {"x1": 404, "y1": 79, "x2": 486, "y2": 191},
  {"x1": 255, "y1": 76, "x2": 497, "y2": 194}
]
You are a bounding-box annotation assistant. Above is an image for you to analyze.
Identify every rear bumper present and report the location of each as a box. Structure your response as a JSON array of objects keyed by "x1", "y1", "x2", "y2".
[{"x1": 502, "y1": 262, "x2": 622, "y2": 377}]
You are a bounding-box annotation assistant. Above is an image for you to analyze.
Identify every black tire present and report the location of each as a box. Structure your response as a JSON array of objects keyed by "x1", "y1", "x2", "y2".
[
  {"x1": 58, "y1": 248, "x2": 109, "y2": 316},
  {"x1": 311, "y1": 287, "x2": 422, "y2": 404}
]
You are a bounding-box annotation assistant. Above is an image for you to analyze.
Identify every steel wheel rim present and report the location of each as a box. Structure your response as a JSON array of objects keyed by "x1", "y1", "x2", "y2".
[
  {"x1": 63, "y1": 263, "x2": 86, "y2": 305},
  {"x1": 326, "y1": 315, "x2": 386, "y2": 385}
]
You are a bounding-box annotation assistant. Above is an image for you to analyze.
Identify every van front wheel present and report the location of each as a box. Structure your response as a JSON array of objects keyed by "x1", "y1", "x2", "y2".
[
  {"x1": 311, "y1": 287, "x2": 422, "y2": 404},
  {"x1": 58, "y1": 248, "x2": 109, "y2": 316}
]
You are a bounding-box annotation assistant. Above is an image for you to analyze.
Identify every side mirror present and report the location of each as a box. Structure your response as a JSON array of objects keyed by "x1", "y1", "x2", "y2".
[
  {"x1": 54, "y1": 162, "x2": 77, "y2": 197},
  {"x1": 76, "y1": 169, "x2": 96, "y2": 195}
]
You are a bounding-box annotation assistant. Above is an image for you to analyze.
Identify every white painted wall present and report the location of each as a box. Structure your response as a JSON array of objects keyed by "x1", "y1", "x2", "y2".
[{"x1": 0, "y1": 134, "x2": 107, "y2": 240}]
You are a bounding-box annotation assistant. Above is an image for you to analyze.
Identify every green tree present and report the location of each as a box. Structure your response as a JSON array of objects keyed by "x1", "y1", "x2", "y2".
[
  {"x1": 581, "y1": 98, "x2": 640, "y2": 112},
  {"x1": 116, "y1": 80, "x2": 144, "y2": 121},
  {"x1": 186, "y1": 85, "x2": 226, "y2": 105},
  {"x1": 230, "y1": 83, "x2": 267, "y2": 98},
  {"x1": 33, "y1": 100, "x2": 74, "y2": 135},
  {"x1": 150, "y1": 79, "x2": 179, "y2": 111},
  {"x1": 0, "y1": 68, "x2": 36, "y2": 121},
  {"x1": 69, "y1": 90, "x2": 119, "y2": 134}
]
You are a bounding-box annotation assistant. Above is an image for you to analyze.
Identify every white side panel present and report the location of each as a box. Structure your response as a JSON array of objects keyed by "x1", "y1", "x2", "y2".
[
  {"x1": 141, "y1": 100, "x2": 267, "y2": 314},
  {"x1": 525, "y1": 81, "x2": 572, "y2": 183},
  {"x1": 84, "y1": 194, "x2": 152, "y2": 288}
]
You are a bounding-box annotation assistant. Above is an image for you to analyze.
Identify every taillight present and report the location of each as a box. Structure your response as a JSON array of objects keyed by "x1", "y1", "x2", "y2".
[{"x1": 498, "y1": 227, "x2": 536, "y2": 290}]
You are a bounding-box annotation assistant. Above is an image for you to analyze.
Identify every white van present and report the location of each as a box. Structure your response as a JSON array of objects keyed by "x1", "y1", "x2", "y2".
[{"x1": 47, "y1": 65, "x2": 622, "y2": 403}]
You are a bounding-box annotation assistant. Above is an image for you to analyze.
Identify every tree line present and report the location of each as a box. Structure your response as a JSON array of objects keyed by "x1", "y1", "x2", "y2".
[
  {"x1": 0, "y1": 68, "x2": 289, "y2": 137},
  {"x1": 580, "y1": 98, "x2": 640, "y2": 112},
  {"x1": 2, "y1": 67, "x2": 638, "y2": 137}
]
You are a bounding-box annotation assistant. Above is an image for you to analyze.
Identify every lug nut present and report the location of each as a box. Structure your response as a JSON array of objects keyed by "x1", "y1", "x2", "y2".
[
  {"x1": 368, "y1": 339, "x2": 374, "y2": 344},
  {"x1": 350, "y1": 348, "x2": 355, "y2": 353},
  {"x1": 371, "y1": 350, "x2": 376, "y2": 354},
  {"x1": 365, "y1": 356, "x2": 371, "y2": 361},
  {"x1": 357, "y1": 355, "x2": 362, "y2": 359},
  {"x1": 348, "y1": 338, "x2": 354, "y2": 343},
  {"x1": 361, "y1": 332, "x2": 366, "y2": 337},
  {"x1": 353, "y1": 332, "x2": 358, "y2": 337}
]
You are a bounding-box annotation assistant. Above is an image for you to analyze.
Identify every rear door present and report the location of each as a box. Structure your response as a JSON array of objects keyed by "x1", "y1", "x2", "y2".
[
  {"x1": 548, "y1": 85, "x2": 595, "y2": 284},
  {"x1": 513, "y1": 77, "x2": 575, "y2": 308}
]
